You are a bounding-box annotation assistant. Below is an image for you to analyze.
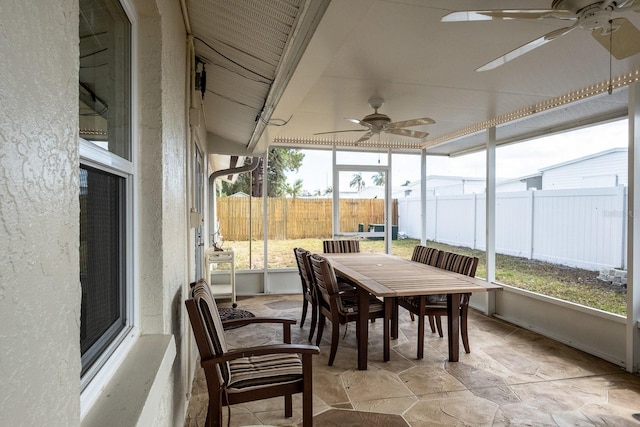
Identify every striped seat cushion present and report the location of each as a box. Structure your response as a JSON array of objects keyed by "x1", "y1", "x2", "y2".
[
  {"x1": 340, "y1": 294, "x2": 384, "y2": 314},
  {"x1": 227, "y1": 353, "x2": 303, "y2": 393}
]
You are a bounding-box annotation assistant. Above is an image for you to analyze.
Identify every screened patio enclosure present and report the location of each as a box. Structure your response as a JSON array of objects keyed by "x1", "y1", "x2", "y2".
[
  {"x1": 195, "y1": 0, "x2": 640, "y2": 375},
  {"x1": 6, "y1": 1, "x2": 640, "y2": 426}
]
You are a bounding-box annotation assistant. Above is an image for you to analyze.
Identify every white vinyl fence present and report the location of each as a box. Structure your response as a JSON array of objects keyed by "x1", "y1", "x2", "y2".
[{"x1": 398, "y1": 186, "x2": 627, "y2": 271}]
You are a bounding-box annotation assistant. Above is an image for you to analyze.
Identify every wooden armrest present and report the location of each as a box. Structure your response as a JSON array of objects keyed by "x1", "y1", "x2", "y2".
[
  {"x1": 201, "y1": 344, "x2": 320, "y2": 367},
  {"x1": 222, "y1": 316, "x2": 296, "y2": 328},
  {"x1": 222, "y1": 316, "x2": 296, "y2": 343}
]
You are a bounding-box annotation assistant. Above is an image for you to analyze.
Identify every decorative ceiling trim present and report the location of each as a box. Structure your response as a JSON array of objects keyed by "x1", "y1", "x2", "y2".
[
  {"x1": 272, "y1": 136, "x2": 424, "y2": 150},
  {"x1": 423, "y1": 69, "x2": 640, "y2": 149}
]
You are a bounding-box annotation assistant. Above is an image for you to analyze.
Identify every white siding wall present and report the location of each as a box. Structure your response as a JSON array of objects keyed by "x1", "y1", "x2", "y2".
[{"x1": 542, "y1": 150, "x2": 628, "y2": 189}]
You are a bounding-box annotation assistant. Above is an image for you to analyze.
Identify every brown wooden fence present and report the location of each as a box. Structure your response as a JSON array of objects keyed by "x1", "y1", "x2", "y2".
[{"x1": 217, "y1": 197, "x2": 398, "y2": 240}]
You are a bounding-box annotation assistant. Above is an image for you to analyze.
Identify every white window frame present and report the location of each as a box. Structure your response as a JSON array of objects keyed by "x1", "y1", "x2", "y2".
[{"x1": 79, "y1": 0, "x2": 139, "y2": 416}]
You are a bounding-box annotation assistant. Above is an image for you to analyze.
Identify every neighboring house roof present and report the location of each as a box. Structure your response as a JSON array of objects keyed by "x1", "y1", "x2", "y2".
[
  {"x1": 339, "y1": 186, "x2": 385, "y2": 199},
  {"x1": 356, "y1": 186, "x2": 384, "y2": 198},
  {"x1": 496, "y1": 172, "x2": 542, "y2": 186},
  {"x1": 401, "y1": 175, "x2": 485, "y2": 189},
  {"x1": 538, "y1": 147, "x2": 626, "y2": 172},
  {"x1": 229, "y1": 191, "x2": 250, "y2": 197}
]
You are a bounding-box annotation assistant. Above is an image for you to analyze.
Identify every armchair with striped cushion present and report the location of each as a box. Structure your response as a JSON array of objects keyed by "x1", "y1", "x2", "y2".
[{"x1": 185, "y1": 280, "x2": 319, "y2": 427}]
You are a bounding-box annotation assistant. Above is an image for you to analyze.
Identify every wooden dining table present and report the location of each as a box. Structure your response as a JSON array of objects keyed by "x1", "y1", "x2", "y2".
[{"x1": 322, "y1": 252, "x2": 501, "y2": 370}]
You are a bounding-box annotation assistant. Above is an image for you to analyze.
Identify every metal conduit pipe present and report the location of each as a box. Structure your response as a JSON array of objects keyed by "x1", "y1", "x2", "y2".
[{"x1": 208, "y1": 156, "x2": 261, "y2": 245}]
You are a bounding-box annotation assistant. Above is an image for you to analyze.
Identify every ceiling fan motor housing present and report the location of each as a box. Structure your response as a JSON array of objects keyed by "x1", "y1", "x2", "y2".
[
  {"x1": 552, "y1": 0, "x2": 606, "y2": 13},
  {"x1": 362, "y1": 112, "x2": 391, "y2": 128}
]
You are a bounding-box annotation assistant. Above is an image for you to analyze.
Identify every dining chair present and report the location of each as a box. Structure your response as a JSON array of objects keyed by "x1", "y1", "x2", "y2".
[
  {"x1": 321, "y1": 240, "x2": 359, "y2": 292},
  {"x1": 397, "y1": 253, "x2": 479, "y2": 359},
  {"x1": 408, "y1": 245, "x2": 441, "y2": 322},
  {"x1": 430, "y1": 253, "x2": 478, "y2": 349},
  {"x1": 411, "y1": 245, "x2": 440, "y2": 265},
  {"x1": 308, "y1": 253, "x2": 385, "y2": 366},
  {"x1": 322, "y1": 239, "x2": 360, "y2": 253},
  {"x1": 185, "y1": 279, "x2": 319, "y2": 427},
  {"x1": 293, "y1": 247, "x2": 318, "y2": 342}
]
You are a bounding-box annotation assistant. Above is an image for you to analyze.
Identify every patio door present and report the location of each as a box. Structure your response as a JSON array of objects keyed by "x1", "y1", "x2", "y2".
[{"x1": 333, "y1": 155, "x2": 392, "y2": 254}]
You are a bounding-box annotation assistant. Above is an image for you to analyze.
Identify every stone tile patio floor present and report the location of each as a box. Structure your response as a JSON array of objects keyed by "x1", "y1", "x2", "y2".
[{"x1": 184, "y1": 294, "x2": 640, "y2": 426}]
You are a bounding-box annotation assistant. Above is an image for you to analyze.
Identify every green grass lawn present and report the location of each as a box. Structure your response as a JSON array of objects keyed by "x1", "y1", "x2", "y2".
[{"x1": 222, "y1": 238, "x2": 627, "y2": 315}]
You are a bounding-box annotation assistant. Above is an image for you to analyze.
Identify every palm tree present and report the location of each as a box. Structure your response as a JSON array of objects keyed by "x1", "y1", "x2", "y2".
[
  {"x1": 349, "y1": 173, "x2": 365, "y2": 191},
  {"x1": 372, "y1": 171, "x2": 385, "y2": 186},
  {"x1": 286, "y1": 179, "x2": 304, "y2": 198}
]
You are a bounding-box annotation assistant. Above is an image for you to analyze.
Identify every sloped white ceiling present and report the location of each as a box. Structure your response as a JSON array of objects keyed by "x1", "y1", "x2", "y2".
[{"x1": 186, "y1": 0, "x2": 640, "y2": 158}]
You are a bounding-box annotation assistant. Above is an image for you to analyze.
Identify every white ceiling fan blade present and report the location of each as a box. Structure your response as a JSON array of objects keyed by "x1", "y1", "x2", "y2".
[
  {"x1": 313, "y1": 129, "x2": 367, "y2": 136},
  {"x1": 346, "y1": 118, "x2": 375, "y2": 130},
  {"x1": 476, "y1": 23, "x2": 578, "y2": 71},
  {"x1": 355, "y1": 131, "x2": 373, "y2": 143},
  {"x1": 441, "y1": 9, "x2": 573, "y2": 22},
  {"x1": 385, "y1": 128, "x2": 429, "y2": 139},
  {"x1": 624, "y1": 0, "x2": 640, "y2": 12},
  {"x1": 592, "y1": 17, "x2": 640, "y2": 60},
  {"x1": 387, "y1": 117, "x2": 435, "y2": 128}
]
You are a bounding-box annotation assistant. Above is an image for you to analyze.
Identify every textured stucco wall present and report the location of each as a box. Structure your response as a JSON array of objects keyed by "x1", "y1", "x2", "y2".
[
  {"x1": 135, "y1": 0, "x2": 189, "y2": 424},
  {"x1": 157, "y1": 0, "x2": 189, "y2": 423},
  {"x1": 0, "y1": 1, "x2": 81, "y2": 425},
  {"x1": 1, "y1": 0, "x2": 191, "y2": 424},
  {"x1": 136, "y1": 1, "x2": 166, "y2": 334}
]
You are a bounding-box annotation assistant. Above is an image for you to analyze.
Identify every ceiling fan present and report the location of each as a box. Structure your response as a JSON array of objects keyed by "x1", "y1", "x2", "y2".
[
  {"x1": 313, "y1": 97, "x2": 435, "y2": 144},
  {"x1": 441, "y1": 0, "x2": 640, "y2": 71}
]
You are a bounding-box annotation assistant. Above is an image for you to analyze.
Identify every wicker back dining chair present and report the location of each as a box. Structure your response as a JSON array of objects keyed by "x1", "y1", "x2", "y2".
[
  {"x1": 322, "y1": 239, "x2": 360, "y2": 253},
  {"x1": 308, "y1": 253, "x2": 384, "y2": 366},
  {"x1": 185, "y1": 279, "x2": 319, "y2": 427},
  {"x1": 397, "y1": 253, "x2": 479, "y2": 359}
]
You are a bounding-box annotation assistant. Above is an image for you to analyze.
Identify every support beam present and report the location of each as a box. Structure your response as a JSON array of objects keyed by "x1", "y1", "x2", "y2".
[
  {"x1": 262, "y1": 150, "x2": 269, "y2": 292},
  {"x1": 421, "y1": 148, "x2": 427, "y2": 245},
  {"x1": 332, "y1": 147, "x2": 338, "y2": 238},
  {"x1": 485, "y1": 127, "x2": 496, "y2": 315},
  {"x1": 386, "y1": 149, "x2": 392, "y2": 254},
  {"x1": 627, "y1": 82, "x2": 640, "y2": 373}
]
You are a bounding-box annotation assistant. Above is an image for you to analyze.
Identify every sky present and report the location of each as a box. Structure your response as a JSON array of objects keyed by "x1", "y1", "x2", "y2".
[{"x1": 286, "y1": 119, "x2": 628, "y2": 193}]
